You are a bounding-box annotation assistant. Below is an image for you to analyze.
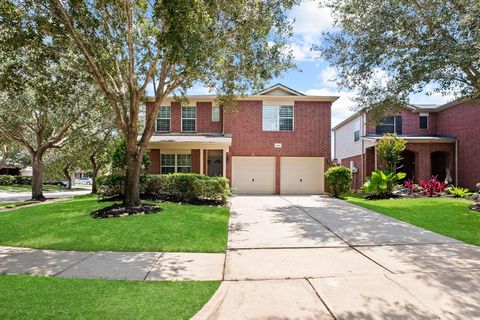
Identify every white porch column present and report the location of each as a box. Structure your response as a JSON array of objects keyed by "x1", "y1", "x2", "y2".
[
  {"x1": 200, "y1": 148, "x2": 204, "y2": 175},
  {"x1": 222, "y1": 148, "x2": 227, "y2": 177}
]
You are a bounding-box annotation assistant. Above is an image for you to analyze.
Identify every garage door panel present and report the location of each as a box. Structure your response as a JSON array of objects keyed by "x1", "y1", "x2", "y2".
[
  {"x1": 281, "y1": 157, "x2": 324, "y2": 194},
  {"x1": 232, "y1": 157, "x2": 276, "y2": 194}
]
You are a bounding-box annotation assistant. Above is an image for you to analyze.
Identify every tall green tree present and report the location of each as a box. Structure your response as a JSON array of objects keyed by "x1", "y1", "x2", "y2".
[
  {"x1": 320, "y1": 0, "x2": 480, "y2": 120},
  {"x1": 43, "y1": 0, "x2": 297, "y2": 207},
  {"x1": 0, "y1": 1, "x2": 101, "y2": 200}
]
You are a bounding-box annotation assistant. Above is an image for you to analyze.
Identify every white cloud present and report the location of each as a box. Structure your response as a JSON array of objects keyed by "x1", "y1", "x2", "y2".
[
  {"x1": 285, "y1": 1, "x2": 333, "y2": 62},
  {"x1": 317, "y1": 66, "x2": 338, "y2": 88},
  {"x1": 288, "y1": 1, "x2": 332, "y2": 36},
  {"x1": 187, "y1": 84, "x2": 215, "y2": 95}
]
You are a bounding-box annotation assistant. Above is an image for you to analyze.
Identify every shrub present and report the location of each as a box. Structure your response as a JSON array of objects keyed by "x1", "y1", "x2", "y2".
[
  {"x1": 403, "y1": 179, "x2": 419, "y2": 193},
  {"x1": 376, "y1": 133, "x2": 406, "y2": 173},
  {"x1": 97, "y1": 173, "x2": 230, "y2": 204},
  {"x1": 363, "y1": 170, "x2": 406, "y2": 198},
  {"x1": 419, "y1": 176, "x2": 445, "y2": 197},
  {"x1": 446, "y1": 186, "x2": 473, "y2": 198},
  {"x1": 13, "y1": 175, "x2": 32, "y2": 185},
  {"x1": 0, "y1": 175, "x2": 15, "y2": 185},
  {"x1": 325, "y1": 166, "x2": 352, "y2": 198}
]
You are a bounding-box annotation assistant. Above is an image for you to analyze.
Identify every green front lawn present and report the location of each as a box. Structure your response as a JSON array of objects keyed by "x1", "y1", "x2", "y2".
[
  {"x1": 0, "y1": 196, "x2": 229, "y2": 252},
  {"x1": 0, "y1": 184, "x2": 63, "y2": 192},
  {"x1": 346, "y1": 194, "x2": 480, "y2": 246},
  {"x1": 0, "y1": 275, "x2": 217, "y2": 320}
]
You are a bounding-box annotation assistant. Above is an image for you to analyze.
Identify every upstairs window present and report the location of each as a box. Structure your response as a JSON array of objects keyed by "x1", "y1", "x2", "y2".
[
  {"x1": 419, "y1": 115, "x2": 428, "y2": 130},
  {"x1": 212, "y1": 106, "x2": 220, "y2": 122},
  {"x1": 161, "y1": 154, "x2": 191, "y2": 174},
  {"x1": 354, "y1": 119, "x2": 361, "y2": 142},
  {"x1": 262, "y1": 105, "x2": 294, "y2": 131},
  {"x1": 156, "y1": 106, "x2": 171, "y2": 132},
  {"x1": 182, "y1": 106, "x2": 196, "y2": 132},
  {"x1": 376, "y1": 116, "x2": 402, "y2": 135}
]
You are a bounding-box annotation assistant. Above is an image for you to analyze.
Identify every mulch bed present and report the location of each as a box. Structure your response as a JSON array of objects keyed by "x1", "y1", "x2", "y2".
[{"x1": 90, "y1": 204, "x2": 162, "y2": 219}]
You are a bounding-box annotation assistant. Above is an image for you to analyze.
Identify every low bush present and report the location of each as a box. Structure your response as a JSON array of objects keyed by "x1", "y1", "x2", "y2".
[
  {"x1": 325, "y1": 166, "x2": 352, "y2": 198},
  {"x1": 13, "y1": 175, "x2": 32, "y2": 185},
  {"x1": 446, "y1": 186, "x2": 472, "y2": 198},
  {"x1": 419, "y1": 176, "x2": 445, "y2": 197},
  {"x1": 98, "y1": 173, "x2": 230, "y2": 204},
  {"x1": 0, "y1": 175, "x2": 15, "y2": 185}
]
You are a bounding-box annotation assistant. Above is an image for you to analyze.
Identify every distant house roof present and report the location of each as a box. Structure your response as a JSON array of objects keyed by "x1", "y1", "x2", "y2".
[
  {"x1": 332, "y1": 98, "x2": 477, "y2": 131},
  {"x1": 255, "y1": 83, "x2": 306, "y2": 96}
]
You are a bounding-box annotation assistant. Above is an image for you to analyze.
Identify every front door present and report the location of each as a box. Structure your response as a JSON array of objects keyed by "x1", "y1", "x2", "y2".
[{"x1": 207, "y1": 150, "x2": 223, "y2": 177}]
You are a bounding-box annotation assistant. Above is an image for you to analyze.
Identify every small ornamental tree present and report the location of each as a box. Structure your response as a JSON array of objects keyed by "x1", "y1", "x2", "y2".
[
  {"x1": 376, "y1": 133, "x2": 406, "y2": 174},
  {"x1": 325, "y1": 166, "x2": 352, "y2": 198}
]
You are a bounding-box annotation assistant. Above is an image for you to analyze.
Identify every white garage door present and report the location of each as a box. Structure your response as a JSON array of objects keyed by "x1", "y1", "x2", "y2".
[
  {"x1": 232, "y1": 156, "x2": 276, "y2": 194},
  {"x1": 280, "y1": 157, "x2": 324, "y2": 194}
]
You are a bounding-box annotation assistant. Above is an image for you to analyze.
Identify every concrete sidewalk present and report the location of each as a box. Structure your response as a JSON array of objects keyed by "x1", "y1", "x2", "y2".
[
  {"x1": 194, "y1": 195, "x2": 480, "y2": 320},
  {"x1": 0, "y1": 188, "x2": 91, "y2": 203},
  {"x1": 0, "y1": 246, "x2": 224, "y2": 281}
]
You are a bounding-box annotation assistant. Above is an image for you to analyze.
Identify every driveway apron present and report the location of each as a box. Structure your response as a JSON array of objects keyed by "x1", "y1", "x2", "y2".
[{"x1": 194, "y1": 195, "x2": 480, "y2": 320}]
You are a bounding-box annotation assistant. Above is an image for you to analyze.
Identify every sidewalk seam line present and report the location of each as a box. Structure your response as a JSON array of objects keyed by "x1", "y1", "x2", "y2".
[
  {"x1": 305, "y1": 278, "x2": 337, "y2": 320},
  {"x1": 143, "y1": 253, "x2": 164, "y2": 281},
  {"x1": 53, "y1": 252, "x2": 95, "y2": 277}
]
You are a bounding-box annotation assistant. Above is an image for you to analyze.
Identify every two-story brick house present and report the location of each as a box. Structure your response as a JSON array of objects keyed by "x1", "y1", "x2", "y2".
[
  {"x1": 145, "y1": 84, "x2": 337, "y2": 194},
  {"x1": 332, "y1": 98, "x2": 480, "y2": 190}
]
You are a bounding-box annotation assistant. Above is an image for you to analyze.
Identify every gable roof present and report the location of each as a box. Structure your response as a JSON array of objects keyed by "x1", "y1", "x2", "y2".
[{"x1": 255, "y1": 83, "x2": 306, "y2": 96}]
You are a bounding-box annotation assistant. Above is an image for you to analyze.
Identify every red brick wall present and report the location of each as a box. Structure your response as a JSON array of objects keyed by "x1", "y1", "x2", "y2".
[
  {"x1": 436, "y1": 101, "x2": 480, "y2": 188},
  {"x1": 404, "y1": 143, "x2": 455, "y2": 183},
  {"x1": 224, "y1": 101, "x2": 331, "y2": 157},
  {"x1": 191, "y1": 149, "x2": 200, "y2": 173},
  {"x1": 366, "y1": 109, "x2": 437, "y2": 135},
  {"x1": 196, "y1": 102, "x2": 223, "y2": 133},
  {"x1": 147, "y1": 149, "x2": 160, "y2": 174},
  {"x1": 341, "y1": 154, "x2": 363, "y2": 190}
]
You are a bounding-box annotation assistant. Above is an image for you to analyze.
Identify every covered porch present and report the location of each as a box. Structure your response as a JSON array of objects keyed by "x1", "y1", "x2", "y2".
[
  {"x1": 146, "y1": 135, "x2": 232, "y2": 177},
  {"x1": 362, "y1": 135, "x2": 458, "y2": 184}
]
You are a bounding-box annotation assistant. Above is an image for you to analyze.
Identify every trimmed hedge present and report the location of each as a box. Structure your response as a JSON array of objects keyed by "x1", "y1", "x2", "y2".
[
  {"x1": 325, "y1": 166, "x2": 352, "y2": 198},
  {"x1": 97, "y1": 173, "x2": 230, "y2": 204},
  {"x1": 0, "y1": 175, "x2": 32, "y2": 185}
]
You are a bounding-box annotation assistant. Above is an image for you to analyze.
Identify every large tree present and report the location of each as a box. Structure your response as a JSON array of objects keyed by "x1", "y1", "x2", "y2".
[
  {"x1": 43, "y1": 0, "x2": 297, "y2": 207},
  {"x1": 320, "y1": 0, "x2": 480, "y2": 120},
  {"x1": 0, "y1": 1, "x2": 101, "y2": 200}
]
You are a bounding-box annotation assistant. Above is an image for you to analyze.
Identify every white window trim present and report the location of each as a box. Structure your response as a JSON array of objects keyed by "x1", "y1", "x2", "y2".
[
  {"x1": 156, "y1": 106, "x2": 171, "y2": 132},
  {"x1": 211, "y1": 105, "x2": 220, "y2": 122},
  {"x1": 419, "y1": 114, "x2": 429, "y2": 130},
  {"x1": 181, "y1": 106, "x2": 197, "y2": 132},
  {"x1": 160, "y1": 153, "x2": 192, "y2": 173},
  {"x1": 262, "y1": 105, "x2": 294, "y2": 132}
]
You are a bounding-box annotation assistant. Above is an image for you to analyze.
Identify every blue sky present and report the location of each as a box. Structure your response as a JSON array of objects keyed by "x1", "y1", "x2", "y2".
[{"x1": 189, "y1": 1, "x2": 455, "y2": 127}]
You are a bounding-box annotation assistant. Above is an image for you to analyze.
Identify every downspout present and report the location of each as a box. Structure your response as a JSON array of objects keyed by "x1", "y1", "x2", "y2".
[{"x1": 455, "y1": 139, "x2": 458, "y2": 186}]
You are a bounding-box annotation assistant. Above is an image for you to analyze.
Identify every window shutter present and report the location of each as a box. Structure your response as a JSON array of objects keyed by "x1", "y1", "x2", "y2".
[
  {"x1": 395, "y1": 116, "x2": 402, "y2": 134},
  {"x1": 262, "y1": 106, "x2": 278, "y2": 131}
]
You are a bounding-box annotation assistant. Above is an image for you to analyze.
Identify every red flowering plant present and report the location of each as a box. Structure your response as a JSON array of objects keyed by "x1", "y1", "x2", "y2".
[
  {"x1": 419, "y1": 176, "x2": 445, "y2": 197},
  {"x1": 403, "y1": 179, "x2": 418, "y2": 194}
]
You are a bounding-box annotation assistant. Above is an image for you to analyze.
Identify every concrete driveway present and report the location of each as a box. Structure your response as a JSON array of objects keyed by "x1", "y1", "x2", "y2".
[{"x1": 194, "y1": 195, "x2": 480, "y2": 320}]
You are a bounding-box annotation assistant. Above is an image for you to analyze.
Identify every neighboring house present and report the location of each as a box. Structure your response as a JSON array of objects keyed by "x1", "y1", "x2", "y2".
[
  {"x1": 332, "y1": 98, "x2": 480, "y2": 189},
  {"x1": 145, "y1": 84, "x2": 337, "y2": 194}
]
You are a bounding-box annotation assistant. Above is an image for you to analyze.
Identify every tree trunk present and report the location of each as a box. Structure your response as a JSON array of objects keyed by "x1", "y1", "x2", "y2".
[
  {"x1": 123, "y1": 137, "x2": 143, "y2": 207},
  {"x1": 63, "y1": 164, "x2": 72, "y2": 190},
  {"x1": 31, "y1": 154, "x2": 45, "y2": 201},
  {"x1": 90, "y1": 157, "x2": 98, "y2": 194}
]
